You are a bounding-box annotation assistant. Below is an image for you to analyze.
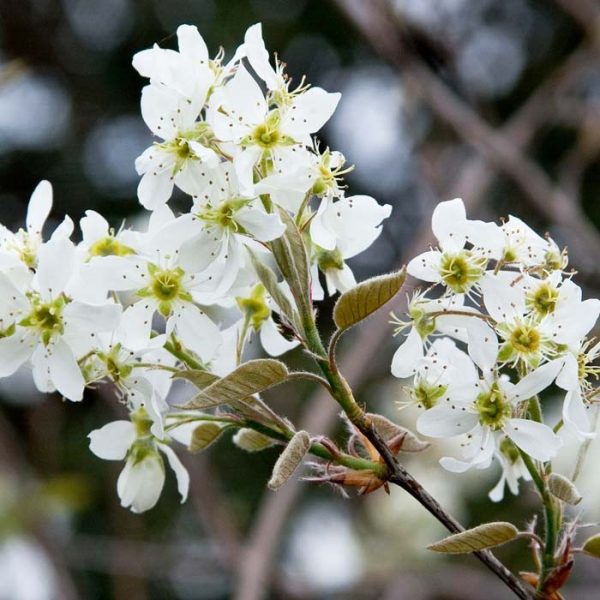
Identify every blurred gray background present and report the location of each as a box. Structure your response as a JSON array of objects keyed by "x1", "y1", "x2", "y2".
[{"x1": 0, "y1": 0, "x2": 599, "y2": 598}]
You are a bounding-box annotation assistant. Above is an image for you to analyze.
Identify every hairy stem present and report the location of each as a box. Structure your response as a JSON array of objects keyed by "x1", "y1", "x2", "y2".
[{"x1": 300, "y1": 307, "x2": 534, "y2": 599}]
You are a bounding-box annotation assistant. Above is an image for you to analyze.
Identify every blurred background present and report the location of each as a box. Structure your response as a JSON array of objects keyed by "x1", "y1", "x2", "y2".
[{"x1": 0, "y1": 0, "x2": 599, "y2": 598}]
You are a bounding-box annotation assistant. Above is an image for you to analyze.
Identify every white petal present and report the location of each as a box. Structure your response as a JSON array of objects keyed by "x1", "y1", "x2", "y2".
[
  {"x1": 416, "y1": 403, "x2": 478, "y2": 438},
  {"x1": 235, "y1": 205, "x2": 285, "y2": 242},
  {"x1": 158, "y1": 443, "x2": 190, "y2": 503},
  {"x1": 324, "y1": 262, "x2": 355, "y2": 295},
  {"x1": 431, "y1": 198, "x2": 466, "y2": 251},
  {"x1": 465, "y1": 319, "x2": 498, "y2": 374},
  {"x1": 0, "y1": 330, "x2": 34, "y2": 377},
  {"x1": 504, "y1": 418, "x2": 562, "y2": 462},
  {"x1": 118, "y1": 301, "x2": 156, "y2": 351},
  {"x1": 172, "y1": 303, "x2": 221, "y2": 363},
  {"x1": 259, "y1": 317, "x2": 299, "y2": 357},
  {"x1": 555, "y1": 353, "x2": 579, "y2": 391},
  {"x1": 80, "y1": 210, "x2": 109, "y2": 244},
  {"x1": 391, "y1": 328, "x2": 423, "y2": 378},
  {"x1": 243, "y1": 23, "x2": 279, "y2": 90},
  {"x1": 176, "y1": 24, "x2": 209, "y2": 65},
  {"x1": 47, "y1": 338, "x2": 85, "y2": 401},
  {"x1": 563, "y1": 389, "x2": 595, "y2": 441},
  {"x1": 88, "y1": 421, "x2": 136, "y2": 460},
  {"x1": 480, "y1": 271, "x2": 525, "y2": 322},
  {"x1": 510, "y1": 359, "x2": 562, "y2": 402},
  {"x1": 233, "y1": 146, "x2": 263, "y2": 196},
  {"x1": 137, "y1": 170, "x2": 174, "y2": 211},
  {"x1": 282, "y1": 88, "x2": 340, "y2": 137},
  {"x1": 310, "y1": 200, "x2": 336, "y2": 251},
  {"x1": 407, "y1": 250, "x2": 442, "y2": 283},
  {"x1": 36, "y1": 238, "x2": 76, "y2": 298},
  {"x1": 26, "y1": 180, "x2": 52, "y2": 236},
  {"x1": 118, "y1": 454, "x2": 165, "y2": 513}
]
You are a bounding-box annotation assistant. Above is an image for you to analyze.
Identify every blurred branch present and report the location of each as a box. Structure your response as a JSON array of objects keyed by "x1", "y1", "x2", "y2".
[
  {"x1": 552, "y1": 0, "x2": 600, "y2": 39},
  {"x1": 333, "y1": 0, "x2": 600, "y2": 276}
]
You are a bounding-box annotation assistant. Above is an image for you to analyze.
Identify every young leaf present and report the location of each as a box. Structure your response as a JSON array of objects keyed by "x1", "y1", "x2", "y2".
[
  {"x1": 174, "y1": 369, "x2": 219, "y2": 390},
  {"x1": 427, "y1": 522, "x2": 519, "y2": 554},
  {"x1": 189, "y1": 423, "x2": 227, "y2": 453},
  {"x1": 333, "y1": 268, "x2": 407, "y2": 331},
  {"x1": 233, "y1": 428, "x2": 276, "y2": 452},
  {"x1": 548, "y1": 473, "x2": 582, "y2": 505},
  {"x1": 184, "y1": 359, "x2": 289, "y2": 410},
  {"x1": 367, "y1": 413, "x2": 430, "y2": 453},
  {"x1": 268, "y1": 430, "x2": 311, "y2": 490},
  {"x1": 247, "y1": 248, "x2": 299, "y2": 326},
  {"x1": 269, "y1": 207, "x2": 311, "y2": 319},
  {"x1": 582, "y1": 534, "x2": 600, "y2": 558}
]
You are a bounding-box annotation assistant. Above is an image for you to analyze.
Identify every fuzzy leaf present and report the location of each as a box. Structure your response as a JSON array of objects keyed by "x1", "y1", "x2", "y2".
[
  {"x1": 184, "y1": 359, "x2": 289, "y2": 410},
  {"x1": 175, "y1": 369, "x2": 219, "y2": 390},
  {"x1": 189, "y1": 423, "x2": 227, "y2": 453},
  {"x1": 248, "y1": 248, "x2": 299, "y2": 326},
  {"x1": 428, "y1": 522, "x2": 519, "y2": 554},
  {"x1": 548, "y1": 473, "x2": 582, "y2": 506},
  {"x1": 269, "y1": 207, "x2": 311, "y2": 320},
  {"x1": 268, "y1": 430, "x2": 311, "y2": 490},
  {"x1": 333, "y1": 269, "x2": 406, "y2": 331},
  {"x1": 233, "y1": 428, "x2": 276, "y2": 452},
  {"x1": 582, "y1": 534, "x2": 600, "y2": 558},
  {"x1": 367, "y1": 413, "x2": 430, "y2": 453}
]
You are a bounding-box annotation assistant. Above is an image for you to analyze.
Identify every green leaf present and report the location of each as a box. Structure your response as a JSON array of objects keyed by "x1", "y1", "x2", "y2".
[
  {"x1": 233, "y1": 428, "x2": 276, "y2": 452},
  {"x1": 269, "y1": 207, "x2": 311, "y2": 320},
  {"x1": 333, "y1": 268, "x2": 407, "y2": 331},
  {"x1": 247, "y1": 248, "x2": 299, "y2": 327},
  {"x1": 548, "y1": 473, "x2": 582, "y2": 505},
  {"x1": 184, "y1": 359, "x2": 289, "y2": 410},
  {"x1": 583, "y1": 534, "x2": 600, "y2": 558},
  {"x1": 174, "y1": 369, "x2": 219, "y2": 389},
  {"x1": 268, "y1": 430, "x2": 311, "y2": 490},
  {"x1": 189, "y1": 423, "x2": 227, "y2": 453},
  {"x1": 428, "y1": 522, "x2": 519, "y2": 554}
]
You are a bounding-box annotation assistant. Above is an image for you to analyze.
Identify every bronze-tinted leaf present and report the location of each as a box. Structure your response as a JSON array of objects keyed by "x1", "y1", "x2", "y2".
[
  {"x1": 333, "y1": 269, "x2": 406, "y2": 331},
  {"x1": 548, "y1": 473, "x2": 582, "y2": 506},
  {"x1": 233, "y1": 428, "x2": 276, "y2": 452},
  {"x1": 184, "y1": 359, "x2": 289, "y2": 410},
  {"x1": 189, "y1": 423, "x2": 227, "y2": 453},
  {"x1": 268, "y1": 430, "x2": 311, "y2": 490},
  {"x1": 428, "y1": 522, "x2": 519, "y2": 554}
]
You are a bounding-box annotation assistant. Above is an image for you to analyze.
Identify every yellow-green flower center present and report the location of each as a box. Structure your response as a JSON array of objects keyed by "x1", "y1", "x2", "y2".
[
  {"x1": 439, "y1": 251, "x2": 486, "y2": 294},
  {"x1": 526, "y1": 282, "x2": 558, "y2": 317},
  {"x1": 414, "y1": 382, "x2": 447, "y2": 409},
  {"x1": 138, "y1": 265, "x2": 192, "y2": 317},
  {"x1": 89, "y1": 236, "x2": 135, "y2": 258},
  {"x1": 475, "y1": 382, "x2": 511, "y2": 430},
  {"x1": 197, "y1": 198, "x2": 248, "y2": 232},
  {"x1": 236, "y1": 284, "x2": 270, "y2": 331},
  {"x1": 20, "y1": 296, "x2": 65, "y2": 345}
]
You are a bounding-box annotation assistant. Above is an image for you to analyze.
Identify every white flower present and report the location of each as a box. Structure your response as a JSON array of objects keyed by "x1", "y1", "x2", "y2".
[
  {"x1": 390, "y1": 292, "x2": 467, "y2": 378},
  {"x1": 0, "y1": 238, "x2": 120, "y2": 401},
  {"x1": 417, "y1": 335, "x2": 563, "y2": 465},
  {"x1": 208, "y1": 64, "x2": 340, "y2": 194},
  {"x1": 135, "y1": 83, "x2": 219, "y2": 210},
  {"x1": 88, "y1": 412, "x2": 189, "y2": 513},
  {"x1": 310, "y1": 194, "x2": 391, "y2": 299},
  {"x1": 488, "y1": 437, "x2": 532, "y2": 502},
  {"x1": 407, "y1": 198, "x2": 504, "y2": 296},
  {"x1": 0, "y1": 180, "x2": 73, "y2": 273}
]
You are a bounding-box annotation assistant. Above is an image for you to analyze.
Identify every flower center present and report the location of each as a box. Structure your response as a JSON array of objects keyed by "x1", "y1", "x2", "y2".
[
  {"x1": 526, "y1": 282, "x2": 558, "y2": 317},
  {"x1": 138, "y1": 265, "x2": 192, "y2": 317},
  {"x1": 414, "y1": 382, "x2": 447, "y2": 409},
  {"x1": 509, "y1": 324, "x2": 541, "y2": 355},
  {"x1": 20, "y1": 296, "x2": 65, "y2": 345},
  {"x1": 89, "y1": 236, "x2": 135, "y2": 258},
  {"x1": 252, "y1": 123, "x2": 281, "y2": 149},
  {"x1": 236, "y1": 284, "x2": 270, "y2": 331},
  {"x1": 439, "y1": 251, "x2": 486, "y2": 294},
  {"x1": 475, "y1": 382, "x2": 511, "y2": 430},
  {"x1": 197, "y1": 198, "x2": 248, "y2": 232}
]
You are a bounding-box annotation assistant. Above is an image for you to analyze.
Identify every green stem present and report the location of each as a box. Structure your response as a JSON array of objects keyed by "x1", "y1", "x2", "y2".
[
  {"x1": 527, "y1": 396, "x2": 543, "y2": 423},
  {"x1": 164, "y1": 338, "x2": 204, "y2": 370},
  {"x1": 519, "y1": 449, "x2": 559, "y2": 592}
]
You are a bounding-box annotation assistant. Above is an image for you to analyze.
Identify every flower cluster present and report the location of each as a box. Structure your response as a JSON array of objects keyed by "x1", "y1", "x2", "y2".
[
  {"x1": 391, "y1": 198, "x2": 600, "y2": 501},
  {"x1": 0, "y1": 24, "x2": 390, "y2": 512}
]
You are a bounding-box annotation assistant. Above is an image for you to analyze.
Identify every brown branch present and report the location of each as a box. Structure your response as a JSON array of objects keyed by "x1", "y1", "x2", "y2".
[{"x1": 333, "y1": 0, "x2": 600, "y2": 276}]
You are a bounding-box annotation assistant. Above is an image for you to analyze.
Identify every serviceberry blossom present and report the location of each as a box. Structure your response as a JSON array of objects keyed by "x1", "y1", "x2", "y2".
[{"x1": 393, "y1": 197, "x2": 600, "y2": 501}]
